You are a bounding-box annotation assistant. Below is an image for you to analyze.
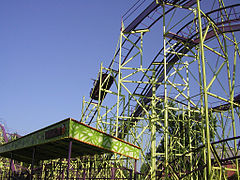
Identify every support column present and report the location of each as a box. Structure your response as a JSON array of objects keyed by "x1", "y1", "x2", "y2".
[
  {"x1": 67, "y1": 141, "x2": 72, "y2": 180},
  {"x1": 196, "y1": 0, "x2": 212, "y2": 178},
  {"x1": 83, "y1": 169, "x2": 86, "y2": 180},
  {"x1": 162, "y1": 2, "x2": 169, "y2": 178},
  {"x1": 151, "y1": 67, "x2": 157, "y2": 180},
  {"x1": 31, "y1": 147, "x2": 36, "y2": 180},
  {"x1": 58, "y1": 159, "x2": 62, "y2": 180},
  {"x1": 134, "y1": 159, "x2": 137, "y2": 180},
  {"x1": 8, "y1": 153, "x2": 13, "y2": 180},
  {"x1": 111, "y1": 167, "x2": 115, "y2": 179}
]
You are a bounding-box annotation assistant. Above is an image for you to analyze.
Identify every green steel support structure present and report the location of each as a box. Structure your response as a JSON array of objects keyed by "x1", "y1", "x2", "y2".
[
  {"x1": 196, "y1": 0, "x2": 212, "y2": 178},
  {"x1": 0, "y1": 0, "x2": 240, "y2": 179},
  {"x1": 81, "y1": 0, "x2": 240, "y2": 179}
]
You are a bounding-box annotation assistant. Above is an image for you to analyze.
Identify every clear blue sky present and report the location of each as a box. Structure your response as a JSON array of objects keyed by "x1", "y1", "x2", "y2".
[
  {"x1": 0, "y1": 1, "x2": 136, "y2": 135},
  {"x1": 0, "y1": 0, "x2": 239, "y2": 136}
]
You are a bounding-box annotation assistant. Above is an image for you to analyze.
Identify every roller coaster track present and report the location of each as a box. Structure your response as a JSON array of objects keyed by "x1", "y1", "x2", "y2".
[
  {"x1": 117, "y1": 3, "x2": 240, "y2": 138},
  {"x1": 85, "y1": 0, "x2": 196, "y2": 125},
  {"x1": 86, "y1": 1, "x2": 240, "y2": 141}
]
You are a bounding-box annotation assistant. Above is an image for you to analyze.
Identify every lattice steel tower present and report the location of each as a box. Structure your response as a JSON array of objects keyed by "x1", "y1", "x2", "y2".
[{"x1": 81, "y1": 0, "x2": 240, "y2": 179}]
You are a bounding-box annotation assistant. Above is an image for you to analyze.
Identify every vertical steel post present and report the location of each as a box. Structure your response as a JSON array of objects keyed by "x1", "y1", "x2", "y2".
[
  {"x1": 89, "y1": 157, "x2": 92, "y2": 179},
  {"x1": 224, "y1": 25, "x2": 239, "y2": 178},
  {"x1": 196, "y1": 0, "x2": 212, "y2": 178},
  {"x1": 83, "y1": 169, "x2": 86, "y2": 180},
  {"x1": 162, "y1": 2, "x2": 169, "y2": 178},
  {"x1": 196, "y1": 35, "x2": 207, "y2": 179},
  {"x1": 59, "y1": 159, "x2": 62, "y2": 180},
  {"x1": 97, "y1": 63, "x2": 103, "y2": 130},
  {"x1": 151, "y1": 66, "x2": 157, "y2": 180},
  {"x1": 111, "y1": 167, "x2": 115, "y2": 179},
  {"x1": 30, "y1": 147, "x2": 36, "y2": 180},
  {"x1": 67, "y1": 141, "x2": 72, "y2": 180},
  {"x1": 134, "y1": 159, "x2": 137, "y2": 180},
  {"x1": 8, "y1": 153, "x2": 13, "y2": 180},
  {"x1": 115, "y1": 21, "x2": 123, "y2": 138}
]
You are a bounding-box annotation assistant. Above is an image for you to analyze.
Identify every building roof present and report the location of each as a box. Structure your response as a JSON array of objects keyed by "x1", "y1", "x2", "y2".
[{"x1": 0, "y1": 118, "x2": 140, "y2": 163}]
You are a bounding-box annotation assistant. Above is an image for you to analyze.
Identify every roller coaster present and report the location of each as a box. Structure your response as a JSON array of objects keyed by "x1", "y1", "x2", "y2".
[{"x1": 0, "y1": 0, "x2": 240, "y2": 179}]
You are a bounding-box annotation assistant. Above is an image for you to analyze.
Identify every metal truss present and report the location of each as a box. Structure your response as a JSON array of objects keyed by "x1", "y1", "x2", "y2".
[
  {"x1": 0, "y1": 0, "x2": 239, "y2": 179},
  {"x1": 81, "y1": 0, "x2": 240, "y2": 179}
]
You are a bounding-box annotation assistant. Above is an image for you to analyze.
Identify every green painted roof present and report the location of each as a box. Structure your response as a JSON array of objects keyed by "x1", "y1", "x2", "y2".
[{"x1": 0, "y1": 118, "x2": 140, "y2": 163}]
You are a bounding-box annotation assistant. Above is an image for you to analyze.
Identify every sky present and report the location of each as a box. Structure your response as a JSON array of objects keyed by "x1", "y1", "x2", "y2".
[
  {"x1": 0, "y1": 0, "x2": 138, "y2": 135},
  {"x1": 0, "y1": 0, "x2": 239, "y2": 136}
]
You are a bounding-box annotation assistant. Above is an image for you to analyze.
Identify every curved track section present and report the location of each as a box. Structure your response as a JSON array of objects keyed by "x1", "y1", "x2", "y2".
[
  {"x1": 120, "y1": 4, "x2": 240, "y2": 131},
  {"x1": 84, "y1": 0, "x2": 198, "y2": 124}
]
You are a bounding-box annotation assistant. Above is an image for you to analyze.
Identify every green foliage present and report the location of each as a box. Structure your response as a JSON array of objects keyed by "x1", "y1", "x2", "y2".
[{"x1": 140, "y1": 100, "x2": 217, "y2": 176}]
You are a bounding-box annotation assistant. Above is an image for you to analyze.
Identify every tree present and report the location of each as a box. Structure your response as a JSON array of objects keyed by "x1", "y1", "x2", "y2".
[{"x1": 140, "y1": 100, "x2": 217, "y2": 178}]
